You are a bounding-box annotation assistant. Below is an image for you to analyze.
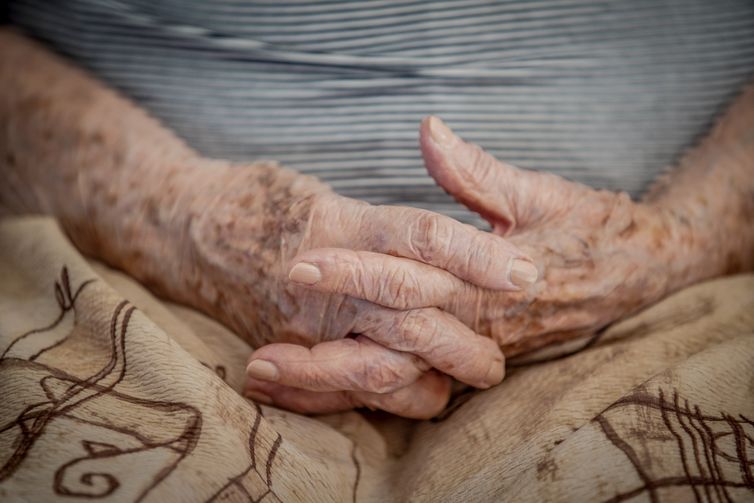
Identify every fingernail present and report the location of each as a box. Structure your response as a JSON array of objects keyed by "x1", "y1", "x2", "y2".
[
  {"x1": 509, "y1": 259, "x2": 538, "y2": 288},
  {"x1": 288, "y1": 262, "x2": 321, "y2": 285},
  {"x1": 245, "y1": 390, "x2": 273, "y2": 405},
  {"x1": 427, "y1": 116, "x2": 455, "y2": 146},
  {"x1": 246, "y1": 360, "x2": 279, "y2": 382}
]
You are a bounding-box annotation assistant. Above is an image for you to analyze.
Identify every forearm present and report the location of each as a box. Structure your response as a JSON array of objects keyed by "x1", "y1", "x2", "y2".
[
  {"x1": 0, "y1": 29, "x2": 326, "y2": 321},
  {"x1": 645, "y1": 82, "x2": 754, "y2": 288},
  {"x1": 0, "y1": 27, "x2": 206, "y2": 271}
]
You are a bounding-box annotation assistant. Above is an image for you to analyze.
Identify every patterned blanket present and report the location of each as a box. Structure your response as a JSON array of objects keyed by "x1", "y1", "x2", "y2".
[{"x1": 1, "y1": 217, "x2": 753, "y2": 502}]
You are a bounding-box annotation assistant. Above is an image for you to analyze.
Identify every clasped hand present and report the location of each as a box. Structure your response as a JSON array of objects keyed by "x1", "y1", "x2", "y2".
[{"x1": 213, "y1": 118, "x2": 681, "y2": 418}]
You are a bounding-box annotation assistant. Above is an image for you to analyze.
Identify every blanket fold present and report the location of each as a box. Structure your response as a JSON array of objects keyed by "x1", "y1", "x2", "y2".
[{"x1": 1, "y1": 217, "x2": 752, "y2": 502}]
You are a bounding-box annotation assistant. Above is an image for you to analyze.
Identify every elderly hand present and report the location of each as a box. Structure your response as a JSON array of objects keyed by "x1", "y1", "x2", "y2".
[
  {"x1": 247, "y1": 117, "x2": 701, "y2": 415},
  {"x1": 179, "y1": 159, "x2": 536, "y2": 418},
  {"x1": 418, "y1": 117, "x2": 694, "y2": 353}
]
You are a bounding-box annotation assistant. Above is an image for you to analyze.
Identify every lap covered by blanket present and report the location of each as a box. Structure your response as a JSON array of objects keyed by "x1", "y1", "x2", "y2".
[{"x1": 1, "y1": 216, "x2": 753, "y2": 502}]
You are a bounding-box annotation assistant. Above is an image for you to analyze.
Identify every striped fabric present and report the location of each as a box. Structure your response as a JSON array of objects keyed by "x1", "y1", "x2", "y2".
[{"x1": 8, "y1": 0, "x2": 754, "y2": 227}]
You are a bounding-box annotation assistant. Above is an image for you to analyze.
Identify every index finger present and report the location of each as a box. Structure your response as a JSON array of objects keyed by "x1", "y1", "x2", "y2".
[
  {"x1": 245, "y1": 371, "x2": 451, "y2": 420},
  {"x1": 246, "y1": 335, "x2": 428, "y2": 394},
  {"x1": 357, "y1": 205, "x2": 537, "y2": 290}
]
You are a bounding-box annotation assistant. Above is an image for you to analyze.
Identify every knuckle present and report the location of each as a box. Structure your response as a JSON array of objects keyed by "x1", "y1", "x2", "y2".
[
  {"x1": 466, "y1": 233, "x2": 496, "y2": 273},
  {"x1": 381, "y1": 268, "x2": 419, "y2": 309},
  {"x1": 409, "y1": 212, "x2": 450, "y2": 263},
  {"x1": 397, "y1": 310, "x2": 442, "y2": 353},
  {"x1": 302, "y1": 367, "x2": 329, "y2": 389},
  {"x1": 331, "y1": 253, "x2": 369, "y2": 297},
  {"x1": 361, "y1": 360, "x2": 407, "y2": 394},
  {"x1": 348, "y1": 255, "x2": 371, "y2": 297}
]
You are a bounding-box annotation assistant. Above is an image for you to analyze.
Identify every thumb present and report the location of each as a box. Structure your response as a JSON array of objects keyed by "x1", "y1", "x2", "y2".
[{"x1": 420, "y1": 116, "x2": 571, "y2": 234}]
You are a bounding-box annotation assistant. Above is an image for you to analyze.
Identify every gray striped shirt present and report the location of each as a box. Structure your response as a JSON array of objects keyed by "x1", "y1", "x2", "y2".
[{"x1": 9, "y1": 0, "x2": 754, "y2": 226}]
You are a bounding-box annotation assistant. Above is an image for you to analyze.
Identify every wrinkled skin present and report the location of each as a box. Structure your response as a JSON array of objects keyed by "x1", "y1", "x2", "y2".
[
  {"x1": 421, "y1": 118, "x2": 685, "y2": 353},
  {"x1": 179, "y1": 161, "x2": 536, "y2": 418},
  {"x1": 2, "y1": 29, "x2": 535, "y2": 419},
  {"x1": 3, "y1": 30, "x2": 752, "y2": 420},
  {"x1": 243, "y1": 117, "x2": 714, "y2": 415},
  {"x1": 186, "y1": 166, "x2": 530, "y2": 350}
]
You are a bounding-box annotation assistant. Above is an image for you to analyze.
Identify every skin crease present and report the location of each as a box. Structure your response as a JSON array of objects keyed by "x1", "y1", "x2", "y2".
[
  {"x1": 2, "y1": 28, "x2": 753, "y2": 418},
  {"x1": 246, "y1": 90, "x2": 754, "y2": 414},
  {"x1": 0, "y1": 29, "x2": 529, "y2": 418}
]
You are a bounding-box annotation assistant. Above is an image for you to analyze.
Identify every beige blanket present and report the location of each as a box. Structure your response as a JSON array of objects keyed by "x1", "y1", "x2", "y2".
[{"x1": 1, "y1": 216, "x2": 753, "y2": 502}]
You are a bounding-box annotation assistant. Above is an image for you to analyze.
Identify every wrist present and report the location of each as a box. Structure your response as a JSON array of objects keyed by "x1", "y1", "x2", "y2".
[
  {"x1": 183, "y1": 160, "x2": 332, "y2": 271},
  {"x1": 642, "y1": 85, "x2": 754, "y2": 287},
  {"x1": 171, "y1": 161, "x2": 332, "y2": 340},
  {"x1": 643, "y1": 199, "x2": 729, "y2": 294}
]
